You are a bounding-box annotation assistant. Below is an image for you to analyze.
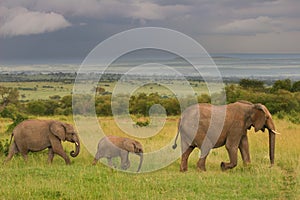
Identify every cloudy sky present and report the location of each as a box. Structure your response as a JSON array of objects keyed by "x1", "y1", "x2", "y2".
[{"x1": 0, "y1": 0, "x2": 299, "y2": 63}]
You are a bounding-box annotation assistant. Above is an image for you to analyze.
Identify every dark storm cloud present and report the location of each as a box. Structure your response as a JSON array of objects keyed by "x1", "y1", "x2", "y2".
[{"x1": 0, "y1": 0, "x2": 299, "y2": 62}]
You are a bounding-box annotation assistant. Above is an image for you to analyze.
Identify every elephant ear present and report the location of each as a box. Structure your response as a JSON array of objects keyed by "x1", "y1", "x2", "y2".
[
  {"x1": 49, "y1": 121, "x2": 66, "y2": 141},
  {"x1": 252, "y1": 104, "x2": 267, "y2": 132},
  {"x1": 123, "y1": 139, "x2": 135, "y2": 152}
]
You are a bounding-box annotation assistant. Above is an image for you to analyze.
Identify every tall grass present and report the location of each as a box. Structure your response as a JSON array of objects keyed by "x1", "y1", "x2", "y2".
[{"x1": 0, "y1": 116, "x2": 299, "y2": 199}]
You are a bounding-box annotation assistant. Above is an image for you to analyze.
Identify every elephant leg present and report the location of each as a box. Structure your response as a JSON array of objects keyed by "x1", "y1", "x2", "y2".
[
  {"x1": 120, "y1": 151, "x2": 130, "y2": 170},
  {"x1": 51, "y1": 142, "x2": 71, "y2": 165},
  {"x1": 4, "y1": 142, "x2": 18, "y2": 163},
  {"x1": 221, "y1": 143, "x2": 238, "y2": 171},
  {"x1": 92, "y1": 150, "x2": 103, "y2": 165},
  {"x1": 180, "y1": 146, "x2": 195, "y2": 172},
  {"x1": 48, "y1": 147, "x2": 54, "y2": 164},
  {"x1": 107, "y1": 157, "x2": 117, "y2": 168},
  {"x1": 239, "y1": 135, "x2": 251, "y2": 165},
  {"x1": 92, "y1": 158, "x2": 98, "y2": 165},
  {"x1": 20, "y1": 152, "x2": 28, "y2": 162},
  {"x1": 197, "y1": 155, "x2": 208, "y2": 171},
  {"x1": 108, "y1": 157, "x2": 112, "y2": 166}
]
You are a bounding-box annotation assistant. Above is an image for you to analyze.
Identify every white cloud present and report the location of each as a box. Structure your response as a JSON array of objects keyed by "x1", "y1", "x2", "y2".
[
  {"x1": 0, "y1": 0, "x2": 299, "y2": 53},
  {"x1": 0, "y1": 6, "x2": 71, "y2": 37},
  {"x1": 216, "y1": 16, "x2": 282, "y2": 35},
  {"x1": 1, "y1": 0, "x2": 191, "y2": 21},
  {"x1": 131, "y1": 1, "x2": 190, "y2": 20}
]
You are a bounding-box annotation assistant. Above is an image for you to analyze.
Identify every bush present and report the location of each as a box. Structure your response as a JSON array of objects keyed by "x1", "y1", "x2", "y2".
[
  {"x1": 271, "y1": 79, "x2": 292, "y2": 93},
  {"x1": 224, "y1": 83, "x2": 300, "y2": 115},
  {"x1": 0, "y1": 139, "x2": 10, "y2": 156},
  {"x1": 26, "y1": 101, "x2": 47, "y2": 115},
  {"x1": 95, "y1": 95, "x2": 112, "y2": 116},
  {"x1": 288, "y1": 110, "x2": 300, "y2": 124},
  {"x1": 291, "y1": 81, "x2": 300, "y2": 92},
  {"x1": 72, "y1": 94, "x2": 94, "y2": 115},
  {"x1": 135, "y1": 120, "x2": 150, "y2": 127},
  {"x1": 198, "y1": 94, "x2": 211, "y2": 103},
  {"x1": 276, "y1": 111, "x2": 286, "y2": 120},
  {"x1": 6, "y1": 113, "x2": 28, "y2": 134},
  {"x1": 239, "y1": 79, "x2": 265, "y2": 90}
]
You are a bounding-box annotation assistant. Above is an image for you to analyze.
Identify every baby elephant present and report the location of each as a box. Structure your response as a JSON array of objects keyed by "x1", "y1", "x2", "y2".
[{"x1": 92, "y1": 136, "x2": 143, "y2": 172}]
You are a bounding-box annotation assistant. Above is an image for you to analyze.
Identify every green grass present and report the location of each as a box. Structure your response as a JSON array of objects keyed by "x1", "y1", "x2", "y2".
[
  {"x1": 0, "y1": 117, "x2": 299, "y2": 199},
  {"x1": 0, "y1": 81, "x2": 214, "y2": 101},
  {"x1": 0, "y1": 82, "x2": 74, "y2": 101}
]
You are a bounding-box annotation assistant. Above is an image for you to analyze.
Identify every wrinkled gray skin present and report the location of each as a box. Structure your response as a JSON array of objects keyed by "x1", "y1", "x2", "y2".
[
  {"x1": 5, "y1": 119, "x2": 80, "y2": 165},
  {"x1": 93, "y1": 136, "x2": 143, "y2": 172},
  {"x1": 173, "y1": 101, "x2": 278, "y2": 172}
]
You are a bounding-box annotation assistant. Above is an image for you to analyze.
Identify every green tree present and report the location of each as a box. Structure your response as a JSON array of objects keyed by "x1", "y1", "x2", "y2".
[
  {"x1": 95, "y1": 95, "x2": 112, "y2": 116},
  {"x1": 239, "y1": 79, "x2": 265, "y2": 90},
  {"x1": 72, "y1": 94, "x2": 94, "y2": 115},
  {"x1": 60, "y1": 95, "x2": 72, "y2": 108},
  {"x1": 26, "y1": 101, "x2": 47, "y2": 115},
  {"x1": 271, "y1": 79, "x2": 292, "y2": 93},
  {"x1": 162, "y1": 98, "x2": 180, "y2": 115},
  {"x1": 44, "y1": 100, "x2": 60, "y2": 115},
  {"x1": 0, "y1": 86, "x2": 19, "y2": 113},
  {"x1": 0, "y1": 86, "x2": 27, "y2": 133},
  {"x1": 225, "y1": 84, "x2": 242, "y2": 103},
  {"x1": 291, "y1": 81, "x2": 300, "y2": 92},
  {"x1": 198, "y1": 94, "x2": 211, "y2": 103}
]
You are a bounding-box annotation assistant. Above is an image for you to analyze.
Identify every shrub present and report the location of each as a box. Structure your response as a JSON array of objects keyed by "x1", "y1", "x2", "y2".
[
  {"x1": 271, "y1": 79, "x2": 292, "y2": 93},
  {"x1": 239, "y1": 79, "x2": 265, "y2": 90},
  {"x1": 276, "y1": 111, "x2": 286, "y2": 120},
  {"x1": 6, "y1": 113, "x2": 28, "y2": 134},
  {"x1": 135, "y1": 120, "x2": 150, "y2": 127},
  {"x1": 288, "y1": 110, "x2": 300, "y2": 124},
  {"x1": 291, "y1": 81, "x2": 300, "y2": 92},
  {"x1": 0, "y1": 139, "x2": 10, "y2": 156},
  {"x1": 26, "y1": 101, "x2": 47, "y2": 115}
]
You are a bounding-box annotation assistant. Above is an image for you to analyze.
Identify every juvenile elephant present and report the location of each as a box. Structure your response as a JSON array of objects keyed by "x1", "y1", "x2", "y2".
[
  {"x1": 5, "y1": 119, "x2": 80, "y2": 164},
  {"x1": 92, "y1": 136, "x2": 143, "y2": 172},
  {"x1": 173, "y1": 101, "x2": 279, "y2": 172}
]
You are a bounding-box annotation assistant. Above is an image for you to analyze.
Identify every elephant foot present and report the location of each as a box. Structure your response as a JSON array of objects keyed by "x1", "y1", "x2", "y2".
[
  {"x1": 180, "y1": 166, "x2": 188, "y2": 172},
  {"x1": 92, "y1": 159, "x2": 98, "y2": 165},
  {"x1": 121, "y1": 164, "x2": 130, "y2": 170},
  {"x1": 180, "y1": 169, "x2": 187, "y2": 172},
  {"x1": 243, "y1": 161, "x2": 251, "y2": 167},
  {"x1": 220, "y1": 162, "x2": 227, "y2": 171},
  {"x1": 66, "y1": 161, "x2": 71, "y2": 165},
  {"x1": 197, "y1": 159, "x2": 207, "y2": 172},
  {"x1": 220, "y1": 162, "x2": 237, "y2": 171},
  {"x1": 196, "y1": 167, "x2": 206, "y2": 172},
  {"x1": 180, "y1": 163, "x2": 190, "y2": 172}
]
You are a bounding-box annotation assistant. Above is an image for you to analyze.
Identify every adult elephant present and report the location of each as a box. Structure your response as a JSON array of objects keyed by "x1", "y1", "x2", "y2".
[
  {"x1": 173, "y1": 101, "x2": 279, "y2": 171},
  {"x1": 5, "y1": 119, "x2": 80, "y2": 164}
]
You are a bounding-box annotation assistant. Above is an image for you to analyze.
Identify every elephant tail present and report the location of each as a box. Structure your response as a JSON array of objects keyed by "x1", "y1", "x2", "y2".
[
  {"x1": 8, "y1": 132, "x2": 14, "y2": 145},
  {"x1": 172, "y1": 118, "x2": 181, "y2": 149}
]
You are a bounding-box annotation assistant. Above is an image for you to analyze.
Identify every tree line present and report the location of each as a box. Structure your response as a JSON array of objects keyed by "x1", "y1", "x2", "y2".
[{"x1": 1, "y1": 79, "x2": 300, "y2": 125}]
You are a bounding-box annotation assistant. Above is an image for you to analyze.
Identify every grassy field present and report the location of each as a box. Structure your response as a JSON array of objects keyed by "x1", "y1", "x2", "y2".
[
  {"x1": 0, "y1": 81, "x2": 213, "y2": 100},
  {"x1": 0, "y1": 82, "x2": 74, "y2": 101},
  {"x1": 0, "y1": 116, "x2": 299, "y2": 199}
]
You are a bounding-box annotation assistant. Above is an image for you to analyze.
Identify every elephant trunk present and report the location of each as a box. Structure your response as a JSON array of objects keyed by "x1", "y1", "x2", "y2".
[
  {"x1": 70, "y1": 141, "x2": 80, "y2": 157},
  {"x1": 136, "y1": 153, "x2": 143, "y2": 172},
  {"x1": 269, "y1": 130, "x2": 275, "y2": 166},
  {"x1": 266, "y1": 116, "x2": 277, "y2": 167}
]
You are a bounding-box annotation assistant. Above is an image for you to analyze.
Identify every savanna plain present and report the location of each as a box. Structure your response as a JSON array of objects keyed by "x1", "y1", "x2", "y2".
[{"x1": 0, "y1": 80, "x2": 299, "y2": 200}]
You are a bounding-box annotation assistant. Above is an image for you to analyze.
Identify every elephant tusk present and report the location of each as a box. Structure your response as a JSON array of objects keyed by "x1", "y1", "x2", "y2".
[
  {"x1": 75, "y1": 142, "x2": 79, "y2": 146},
  {"x1": 271, "y1": 130, "x2": 281, "y2": 135}
]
